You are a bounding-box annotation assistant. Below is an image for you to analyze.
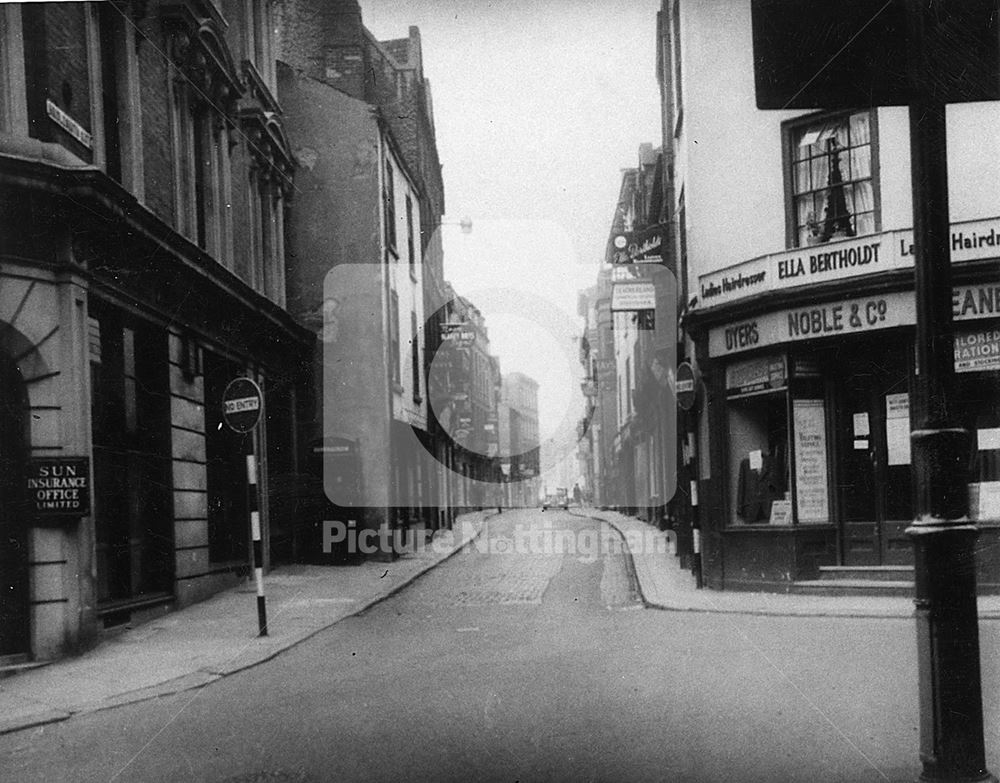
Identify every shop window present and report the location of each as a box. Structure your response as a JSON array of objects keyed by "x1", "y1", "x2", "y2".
[
  {"x1": 788, "y1": 110, "x2": 876, "y2": 248},
  {"x1": 725, "y1": 355, "x2": 790, "y2": 525},
  {"x1": 956, "y1": 333, "x2": 1000, "y2": 521}
]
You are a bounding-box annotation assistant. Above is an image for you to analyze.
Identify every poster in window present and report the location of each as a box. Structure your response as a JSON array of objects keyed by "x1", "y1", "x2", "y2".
[
  {"x1": 885, "y1": 393, "x2": 910, "y2": 466},
  {"x1": 793, "y1": 399, "x2": 829, "y2": 523},
  {"x1": 726, "y1": 354, "x2": 786, "y2": 397}
]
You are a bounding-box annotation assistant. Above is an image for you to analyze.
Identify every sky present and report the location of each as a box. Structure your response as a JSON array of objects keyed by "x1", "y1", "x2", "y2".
[{"x1": 363, "y1": 0, "x2": 663, "y2": 479}]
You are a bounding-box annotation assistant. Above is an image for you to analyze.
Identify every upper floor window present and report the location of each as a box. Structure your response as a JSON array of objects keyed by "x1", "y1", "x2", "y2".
[
  {"x1": 410, "y1": 310, "x2": 421, "y2": 402},
  {"x1": 670, "y1": 1, "x2": 683, "y2": 137},
  {"x1": 789, "y1": 111, "x2": 876, "y2": 248},
  {"x1": 405, "y1": 194, "x2": 415, "y2": 272},
  {"x1": 242, "y1": 0, "x2": 275, "y2": 91},
  {"x1": 390, "y1": 290, "x2": 401, "y2": 384},
  {"x1": 384, "y1": 159, "x2": 397, "y2": 255}
]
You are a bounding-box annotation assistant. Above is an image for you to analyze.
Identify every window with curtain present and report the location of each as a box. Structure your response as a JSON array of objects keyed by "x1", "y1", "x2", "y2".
[
  {"x1": 390, "y1": 290, "x2": 401, "y2": 384},
  {"x1": 790, "y1": 111, "x2": 875, "y2": 248},
  {"x1": 410, "y1": 310, "x2": 421, "y2": 401}
]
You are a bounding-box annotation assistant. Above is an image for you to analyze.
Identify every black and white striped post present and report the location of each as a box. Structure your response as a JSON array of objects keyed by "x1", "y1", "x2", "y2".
[
  {"x1": 222, "y1": 376, "x2": 268, "y2": 637},
  {"x1": 247, "y1": 453, "x2": 268, "y2": 636}
]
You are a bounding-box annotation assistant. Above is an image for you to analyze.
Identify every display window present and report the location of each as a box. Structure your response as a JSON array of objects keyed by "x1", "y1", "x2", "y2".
[
  {"x1": 725, "y1": 355, "x2": 791, "y2": 526},
  {"x1": 955, "y1": 324, "x2": 1000, "y2": 521}
]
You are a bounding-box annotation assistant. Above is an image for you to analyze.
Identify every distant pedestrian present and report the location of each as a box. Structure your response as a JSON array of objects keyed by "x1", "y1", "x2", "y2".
[{"x1": 573, "y1": 483, "x2": 582, "y2": 506}]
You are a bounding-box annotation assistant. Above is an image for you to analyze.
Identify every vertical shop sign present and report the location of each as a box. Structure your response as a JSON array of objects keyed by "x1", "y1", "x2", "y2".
[
  {"x1": 793, "y1": 399, "x2": 829, "y2": 523},
  {"x1": 885, "y1": 393, "x2": 911, "y2": 466}
]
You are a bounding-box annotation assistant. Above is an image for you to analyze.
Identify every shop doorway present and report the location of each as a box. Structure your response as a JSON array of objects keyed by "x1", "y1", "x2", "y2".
[
  {"x1": 0, "y1": 352, "x2": 30, "y2": 655},
  {"x1": 832, "y1": 339, "x2": 913, "y2": 566}
]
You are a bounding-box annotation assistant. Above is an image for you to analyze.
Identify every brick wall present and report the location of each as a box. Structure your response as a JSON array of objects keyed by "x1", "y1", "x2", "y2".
[
  {"x1": 137, "y1": 11, "x2": 175, "y2": 227},
  {"x1": 276, "y1": 0, "x2": 366, "y2": 98},
  {"x1": 21, "y1": 3, "x2": 93, "y2": 163}
]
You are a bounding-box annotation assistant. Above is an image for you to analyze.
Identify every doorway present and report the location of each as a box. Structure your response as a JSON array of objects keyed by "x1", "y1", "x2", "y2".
[
  {"x1": 0, "y1": 352, "x2": 30, "y2": 655},
  {"x1": 831, "y1": 338, "x2": 913, "y2": 565}
]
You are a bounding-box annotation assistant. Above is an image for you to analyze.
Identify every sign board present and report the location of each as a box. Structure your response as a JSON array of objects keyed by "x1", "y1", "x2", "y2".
[
  {"x1": 956, "y1": 328, "x2": 1000, "y2": 373},
  {"x1": 46, "y1": 99, "x2": 93, "y2": 149},
  {"x1": 27, "y1": 457, "x2": 90, "y2": 517},
  {"x1": 769, "y1": 499, "x2": 793, "y2": 526},
  {"x1": 611, "y1": 225, "x2": 665, "y2": 265},
  {"x1": 885, "y1": 393, "x2": 911, "y2": 466},
  {"x1": 725, "y1": 355, "x2": 786, "y2": 397},
  {"x1": 710, "y1": 281, "x2": 1000, "y2": 358},
  {"x1": 751, "y1": 0, "x2": 998, "y2": 109},
  {"x1": 709, "y1": 292, "x2": 913, "y2": 357},
  {"x1": 676, "y1": 361, "x2": 698, "y2": 411},
  {"x1": 612, "y1": 281, "x2": 656, "y2": 311},
  {"x1": 222, "y1": 377, "x2": 263, "y2": 433},
  {"x1": 696, "y1": 218, "x2": 1000, "y2": 311},
  {"x1": 793, "y1": 399, "x2": 829, "y2": 524}
]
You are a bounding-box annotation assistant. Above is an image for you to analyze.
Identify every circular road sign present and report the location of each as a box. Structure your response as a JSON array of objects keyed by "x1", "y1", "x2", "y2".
[
  {"x1": 222, "y1": 377, "x2": 263, "y2": 433},
  {"x1": 676, "y1": 361, "x2": 698, "y2": 412}
]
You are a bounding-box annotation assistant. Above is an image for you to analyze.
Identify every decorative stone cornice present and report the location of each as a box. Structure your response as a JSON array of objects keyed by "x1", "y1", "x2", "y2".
[
  {"x1": 241, "y1": 108, "x2": 296, "y2": 197},
  {"x1": 162, "y1": 2, "x2": 244, "y2": 113}
]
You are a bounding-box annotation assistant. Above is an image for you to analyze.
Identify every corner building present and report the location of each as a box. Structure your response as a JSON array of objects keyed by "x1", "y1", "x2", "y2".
[
  {"x1": 0, "y1": 0, "x2": 310, "y2": 661},
  {"x1": 663, "y1": 0, "x2": 1000, "y2": 591}
]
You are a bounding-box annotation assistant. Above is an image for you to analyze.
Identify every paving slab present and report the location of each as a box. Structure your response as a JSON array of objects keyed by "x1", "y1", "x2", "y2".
[
  {"x1": 581, "y1": 509, "x2": 1000, "y2": 620},
  {"x1": 0, "y1": 512, "x2": 490, "y2": 736}
]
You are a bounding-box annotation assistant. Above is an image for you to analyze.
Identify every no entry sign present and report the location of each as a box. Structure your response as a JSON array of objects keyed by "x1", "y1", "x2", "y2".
[
  {"x1": 222, "y1": 377, "x2": 263, "y2": 433},
  {"x1": 676, "y1": 362, "x2": 698, "y2": 412}
]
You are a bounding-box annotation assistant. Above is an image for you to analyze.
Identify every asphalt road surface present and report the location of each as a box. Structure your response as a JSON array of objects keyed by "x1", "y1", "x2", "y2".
[{"x1": 3, "y1": 508, "x2": 1000, "y2": 783}]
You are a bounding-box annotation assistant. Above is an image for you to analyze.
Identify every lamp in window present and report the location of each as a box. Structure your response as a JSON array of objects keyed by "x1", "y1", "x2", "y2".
[
  {"x1": 180, "y1": 333, "x2": 202, "y2": 381},
  {"x1": 820, "y1": 139, "x2": 854, "y2": 242}
]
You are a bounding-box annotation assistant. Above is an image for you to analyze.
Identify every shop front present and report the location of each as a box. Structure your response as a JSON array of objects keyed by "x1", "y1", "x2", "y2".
[{"x1": 688, "y1": 224, "x2": 1000, "y2": 592}]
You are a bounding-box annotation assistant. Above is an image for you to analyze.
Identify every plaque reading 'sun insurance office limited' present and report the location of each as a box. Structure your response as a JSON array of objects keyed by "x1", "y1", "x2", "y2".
[{"x1": 27, "y1": 457, "x2": 90, "y2": 518}]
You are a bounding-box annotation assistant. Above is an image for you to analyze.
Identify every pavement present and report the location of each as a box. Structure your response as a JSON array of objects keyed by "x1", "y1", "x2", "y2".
[
  {"x1": 4, "y1": 505, "x2": 1000, "y2": 741},
  {"x1": 0, "y1": 511, "x2": 492, "y2": 737},
  {"x1": 582, "y1": 507, "x2": 1000, "y2": 620}
]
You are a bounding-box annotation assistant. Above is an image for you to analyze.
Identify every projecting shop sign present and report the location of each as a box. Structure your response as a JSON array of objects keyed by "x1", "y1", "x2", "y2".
[
  {"x1": 27, "y1": 457, "x2": 90, "y2": 517},
  {"x1": 611, "y1": 282, "x2": 656, "y2": 311}
]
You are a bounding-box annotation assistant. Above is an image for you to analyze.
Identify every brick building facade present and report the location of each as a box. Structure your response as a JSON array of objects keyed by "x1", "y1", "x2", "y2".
[{"x1": 0, "y1": 0, "x2": 310, "y2": 661}]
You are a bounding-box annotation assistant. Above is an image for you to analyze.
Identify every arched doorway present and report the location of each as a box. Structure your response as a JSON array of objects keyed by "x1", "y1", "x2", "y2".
[{"x1": 0, "y1": 351, "x2": 29, "y2": 656}]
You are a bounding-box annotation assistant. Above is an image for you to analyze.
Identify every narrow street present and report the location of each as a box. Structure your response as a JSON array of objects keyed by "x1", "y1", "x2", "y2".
[{"x1": 4, "y1": 508, "x2": 997, "y2": 783}]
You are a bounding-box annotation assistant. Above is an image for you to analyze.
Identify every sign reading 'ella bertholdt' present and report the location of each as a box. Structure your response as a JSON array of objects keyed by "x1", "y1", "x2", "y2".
[{"x1": 27, "y1": 457, "x2": 90, "y2": 517}]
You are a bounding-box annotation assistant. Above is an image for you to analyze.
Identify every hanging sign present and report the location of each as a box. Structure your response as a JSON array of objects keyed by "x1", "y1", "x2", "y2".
[
  {"x1": 610, "y1": 225, "x2": 666, "y2": 265},
  {"x1": 222, "y1": 377, "x2": 263, "y2": 433},
  {"x1": 611, "y1": 281, "x2": 656, "y2": 311},
  {"x1": 27, "y1": 457, "x2": 91, "y2": 517}
]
